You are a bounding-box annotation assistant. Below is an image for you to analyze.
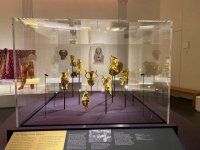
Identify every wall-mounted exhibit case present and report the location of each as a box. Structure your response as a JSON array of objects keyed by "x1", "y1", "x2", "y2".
[{"x1": 11, "y1": 18, "x2": 172, "y2": 127}]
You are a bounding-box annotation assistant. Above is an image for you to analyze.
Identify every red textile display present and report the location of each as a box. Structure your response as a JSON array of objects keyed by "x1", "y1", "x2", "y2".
[{"x1": 0, "y1": 49, "x2": 35, "y2": 79}]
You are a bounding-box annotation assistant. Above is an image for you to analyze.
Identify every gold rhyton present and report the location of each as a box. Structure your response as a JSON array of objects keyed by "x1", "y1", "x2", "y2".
[
  {"x1": 85, "y1": 70, "x2": 98, "y2": 87},
  {"x1": 102, "y1": 75, "x2": 112, "y2": 95},
  {"x1": 76, "y1": 59, "x2": 83, "y2": 75},
  {"x1": 61, "y1": 71, "x2": 70, "y2": 90},
  {"x1": 82, "y1": 90, "x2": 89, "y2": 110},
  {"x1": 108, "y1": 56, "x2": 123, "y2": 76},
  {"x1": 70, "y1": 55, "x2": 77, "y2": 67},
  {"x1": 120, "y1": 69, "x2": 129, "y2": 86}
]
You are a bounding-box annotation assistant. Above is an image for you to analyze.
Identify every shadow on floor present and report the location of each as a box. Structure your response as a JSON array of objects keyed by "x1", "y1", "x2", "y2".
[{"x1": 170, "y1": 96, "x2": 200, "y2": 150}]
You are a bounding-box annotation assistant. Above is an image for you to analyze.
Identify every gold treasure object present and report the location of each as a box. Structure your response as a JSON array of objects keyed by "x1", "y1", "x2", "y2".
[
  {"x1": 70, "y1": 55, "x2": 77, "y2": 67},
  {"x1": 82, "y1": 90, "x2": 89, "y2": 110},
  {"x1": 85, "y1": 70, "x2": 98, "y2": 87},
  {"x1": 76, "y1": 59, "x2": 83, "y2": 75},
  {"x1": 120, "y1": 69, "x2": 129, "y2": 86},
  {"x1": 102, "y1": 75, "x2": 112, "y2": 95},
  {"x1": 61, "y1": 71, "x2": 70, "y2": 90},
  {"x1": 108, "y1": 56, "x2": 123, "y2": 76}
]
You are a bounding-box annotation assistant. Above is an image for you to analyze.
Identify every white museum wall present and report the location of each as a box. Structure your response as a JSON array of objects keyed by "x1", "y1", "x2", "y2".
[{"x1": 160, "y1": 0, "x2": 200, "y2": 90}]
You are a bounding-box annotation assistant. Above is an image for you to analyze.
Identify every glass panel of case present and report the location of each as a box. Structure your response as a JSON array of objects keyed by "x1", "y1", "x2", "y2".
[{"x1": 12, "y1": 18, "x2": 172, "y2": 127}]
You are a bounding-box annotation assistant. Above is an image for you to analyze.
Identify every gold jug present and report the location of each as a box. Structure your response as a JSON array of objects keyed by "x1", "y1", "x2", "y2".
[
  {"x1": 120, "y1": 69, "x2": 129, "y2": 86},
  {"x1": 108, "y1": 56, "x2": 123, "y2": 76},
  {"x1": 85, "y1": 70, "x2": 98, "y2": 87},
  {"x1": 76, "y1": 59, "x2": 83, "y2": 75},
  {"x1": 82, "y1": 90, "x2": 89, "y2": 110},
  {"x1": 61, "y1": 71, "x2": 70, "y2": 90},
  {"x1": 102, "y1": 75, "x2": 112, "y2": 95}
]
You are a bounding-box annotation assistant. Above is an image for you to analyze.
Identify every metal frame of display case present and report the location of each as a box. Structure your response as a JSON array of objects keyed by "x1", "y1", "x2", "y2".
[{"x1": 12, "y1": 18, "x2": 172, "y2": 127}]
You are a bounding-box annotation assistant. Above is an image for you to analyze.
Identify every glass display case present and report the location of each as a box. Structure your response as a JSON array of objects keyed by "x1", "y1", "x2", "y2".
[{"x1": 12, "y1": 18, "x2": 172, "y2": 127}]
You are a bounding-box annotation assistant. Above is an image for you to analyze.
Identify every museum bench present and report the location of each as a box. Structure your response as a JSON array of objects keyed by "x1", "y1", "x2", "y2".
[{"x1": 170, "y1": 86, "x2": 200, "y2": 106}]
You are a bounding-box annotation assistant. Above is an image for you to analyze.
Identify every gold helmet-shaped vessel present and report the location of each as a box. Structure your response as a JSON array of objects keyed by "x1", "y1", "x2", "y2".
[
  {"x1": 108, "y1": 56, "x2": 123, "y2": 76},
  {"x1": 61, "y1": 71, "x2": 70, "y2": 90},
  {"x1": 85, "y1": 70, "x2": 98, "y2": 87},
  {"x1": 119, "y1": 69, "x2": 129, "y2": 86},
  {"x1": 82, "y1": 90, "x2": 89, "y2": 110},
  {"x1": 102, "y1": 75, "x2": 112, "y2": 95}
]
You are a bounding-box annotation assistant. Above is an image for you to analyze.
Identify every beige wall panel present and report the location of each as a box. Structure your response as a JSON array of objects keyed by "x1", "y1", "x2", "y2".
[
  {"x1": 33, "y1": 0, "x2": 118, "y2": 19},
  {"x1": 180, "y1": 0, "x2": 200, "y2": 90},
  {"x1": 160, "y1": 0, "x2": 183, "y2": 88},
  {"x1": 160, "y1": 0, "x2": 182, "y2": 31},
  {"x1": 0, "y1": 0, "x2": 22, "y2": 49},
  {"x1": 127, "y1": 0, "x2": 160, "y2": 20}
]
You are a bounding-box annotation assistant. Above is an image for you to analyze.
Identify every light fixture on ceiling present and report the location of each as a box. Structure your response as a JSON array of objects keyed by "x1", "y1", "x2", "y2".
[{"x1": 111, "y1": 21, "x2": 128, "y2": 32}]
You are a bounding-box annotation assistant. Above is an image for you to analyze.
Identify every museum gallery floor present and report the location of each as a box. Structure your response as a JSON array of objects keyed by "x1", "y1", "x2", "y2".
[{"x1": 21, "y1": 91, "x2": 165, "y2": 126}]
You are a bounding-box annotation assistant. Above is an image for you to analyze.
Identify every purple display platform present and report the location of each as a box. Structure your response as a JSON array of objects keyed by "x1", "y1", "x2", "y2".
[{"x1": 22, "y1": 91, "x2": 165, "y2": 126}]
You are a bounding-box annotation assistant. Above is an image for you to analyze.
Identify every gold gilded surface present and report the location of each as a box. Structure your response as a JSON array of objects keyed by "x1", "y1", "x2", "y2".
[
  {"x1": 108, "y1": 56, "x2": 123, "y2": 76},
  {"x1": 82, "y1": 90, "x2": 89, "y2": 110},
  {"x1": 119, "y1": 69, "x2": 129, "y2": 86},
  {"x1": 70, "y1": 55, "x2": 77, "y2": 67},
  {"x1": 85, "y1": 70, "x2": 98, "y2": 87},
  {"x1": 61, "y1": 71, "x2": 70, "y2": 90},
  {"x1": 76, "y1": 59, "x2": 83, "y2": 75},
  {"x1": 102, "y1": 75, "x2": 112, "y2": 95}
]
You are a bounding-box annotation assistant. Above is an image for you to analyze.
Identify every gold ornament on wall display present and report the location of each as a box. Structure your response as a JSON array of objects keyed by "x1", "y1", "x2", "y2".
[
  {"x1": 102, "y1": 75, "x2": 112, "y2": 95},
  {"x1": 120, "y1": 69, "x2": 129, "y2": 86},
  {"x1": 76, "y1": 59, "x2": 83, "y2": 75},
  {"x1": 82, "y1": 90, "x2": 89, "y2": 110},
  {"x1": 61, "y1": 71, "x2": 70, "y2": 90},
  {"x1": 85, "y1": 70, "x2": 98, "y2": 87},
  {"x1": 108, "y1": 56, "x2": 123, "y2": 76},
  {"x1": 70, "y1": 55, "x2": 77, "y2": 67}
]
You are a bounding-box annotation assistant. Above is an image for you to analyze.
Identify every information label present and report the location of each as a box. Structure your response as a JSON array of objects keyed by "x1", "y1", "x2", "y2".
[{"x1": 5, "y1": 131, "x2": 67, "y2": 150}]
